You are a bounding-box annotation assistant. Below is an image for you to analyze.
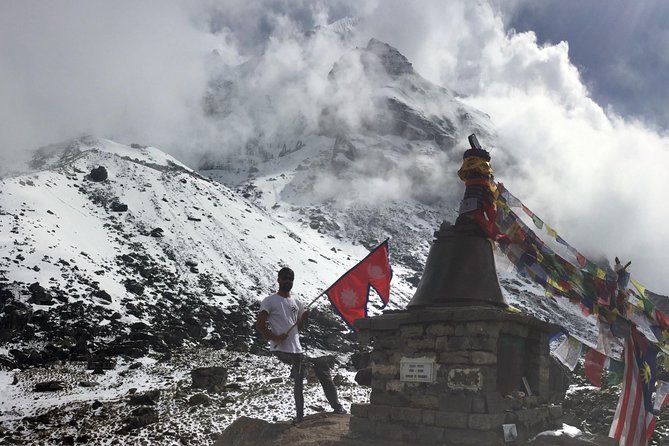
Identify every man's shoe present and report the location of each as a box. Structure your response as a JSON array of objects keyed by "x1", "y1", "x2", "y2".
[
  {"x1": 332, "y1": 406, "x2": 347, "y2": 415},
  {"x1": 292, "y1": 416, "x2": 304, "y2": 425}
]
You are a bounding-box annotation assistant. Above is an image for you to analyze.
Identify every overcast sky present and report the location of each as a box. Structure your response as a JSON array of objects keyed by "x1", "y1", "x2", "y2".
[{"x1": 1, "y1": 0, "x2": 669, "y2": 292}]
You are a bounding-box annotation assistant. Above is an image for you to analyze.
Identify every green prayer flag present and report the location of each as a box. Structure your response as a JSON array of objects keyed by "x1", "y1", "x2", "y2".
[
  {"x1": 532, "y1": 215, "x2": 544, "y2": 229},
  {"x1": 606, "y1": 359, "x2": 624, "y2": 386}
]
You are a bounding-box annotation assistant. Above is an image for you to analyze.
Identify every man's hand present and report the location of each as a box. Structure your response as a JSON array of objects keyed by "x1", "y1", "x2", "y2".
[
  {"x1": 297, "y1": 309, "x2": 310, "y2": 329},
  {"x1": 272, "y1": 332, "x2": 288, "y2": 343}
]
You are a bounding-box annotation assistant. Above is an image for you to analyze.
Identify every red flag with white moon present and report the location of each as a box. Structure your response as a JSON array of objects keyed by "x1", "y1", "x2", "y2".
[{"x1": 325, "y1": 239, "x2": 392, "y2": 330}]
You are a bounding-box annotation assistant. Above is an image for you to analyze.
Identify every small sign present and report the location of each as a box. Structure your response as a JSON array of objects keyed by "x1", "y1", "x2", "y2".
[
  {"x1": 400, "y1": 357, "x2": 436, "y2": 383},
  {"x1": 447, "y1": 367, "x2": 482, "y2": 390},
  {"x1": 503, "y1": 424, "x2": 518, "y2": 442}
]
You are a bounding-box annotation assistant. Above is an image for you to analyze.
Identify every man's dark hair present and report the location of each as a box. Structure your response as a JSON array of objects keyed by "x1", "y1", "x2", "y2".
[{"x1": 278, "y1": 267, "x2": 294, "y2": 278}]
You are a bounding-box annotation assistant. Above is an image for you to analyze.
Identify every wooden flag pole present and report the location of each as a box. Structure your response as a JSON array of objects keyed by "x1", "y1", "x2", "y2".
[
  {"x1": 281, "y1": 292, "x2": 325, "y2": 338},
  {"x1": 305, "y1": 291, "x2": 325, "y2": 309}
]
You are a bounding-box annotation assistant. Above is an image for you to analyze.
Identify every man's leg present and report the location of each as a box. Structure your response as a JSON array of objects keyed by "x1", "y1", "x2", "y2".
[
  {"x1": 292, "y1": 354, "x2": 305, "y2": 421},
  {"x1": 274, "y1": 352, "x2": 305, "y2": 421},
  {"x1": 310, "y1": 356, "x2": 345, "y2": 413}
]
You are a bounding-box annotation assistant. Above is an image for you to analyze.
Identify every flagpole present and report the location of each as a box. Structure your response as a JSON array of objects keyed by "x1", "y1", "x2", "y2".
[
  {"x1": 305, "y1": 291, "x2": 325, "y2": 309},
  {"x1": 279, "y1": 292, "x2": 326, "y2": 340}
]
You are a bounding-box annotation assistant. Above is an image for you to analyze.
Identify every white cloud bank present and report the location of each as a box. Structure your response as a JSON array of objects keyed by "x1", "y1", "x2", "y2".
[
  {"x1": 371, "y1": 1, "x2": 669, "y2": 291},
  {"x1": 2, "y1": 0, "x2": 669, "y2": 292},
  {"x1": 0, "y1": 1, "x2": 216, "y2": 170}
]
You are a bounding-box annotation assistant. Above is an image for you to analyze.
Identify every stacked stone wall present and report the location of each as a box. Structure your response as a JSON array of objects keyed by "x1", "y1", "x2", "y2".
[{"x1": 351, "y1": 308, "x2": 562, "y2": 445}]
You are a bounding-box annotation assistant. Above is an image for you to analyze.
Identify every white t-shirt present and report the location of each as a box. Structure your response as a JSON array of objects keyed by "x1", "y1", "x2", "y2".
[{"x1": 259, "y1": 293, "x2": 305, "y2": 354}]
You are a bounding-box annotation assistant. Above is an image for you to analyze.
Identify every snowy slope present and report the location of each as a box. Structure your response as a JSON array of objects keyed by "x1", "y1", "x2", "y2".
[{"x1": 0, "y1": 137, "x2": 416, "y2": 360}]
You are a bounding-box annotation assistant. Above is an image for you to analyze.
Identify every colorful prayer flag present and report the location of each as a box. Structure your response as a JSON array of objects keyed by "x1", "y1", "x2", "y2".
[
  {"x1": 631, "y1": 278, "x2": 647, "y2": 298},
  {"x1": 596, "y1": 321, "x2": 617, "y2": 358},
  {"x1": 532, "y1": 215, "x2": 544, "y2": 229},
  {"x1": 654, "y1": 381, "x2": 669, "y2": 413},
  {"x1": 585, "y1": 348, "x2": 607, "y2": 387},
  {"x1": 546, "y1": 225, "x2": 558, "y2": 239},
  {"x1": 607, "y1": 359, "x2": 624, "y2": 386},
  {"x1": 553, "y1": 336, "x2": 582, "y2": 371},
  {"x1": 325, "y1": 239, "x2": 392, "y2": 330}
]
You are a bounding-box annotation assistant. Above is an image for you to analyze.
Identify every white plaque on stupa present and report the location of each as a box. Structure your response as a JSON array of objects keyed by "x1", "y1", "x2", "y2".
[{"x1": 400, "y1": 356, "x2": 436, "y2": 383}]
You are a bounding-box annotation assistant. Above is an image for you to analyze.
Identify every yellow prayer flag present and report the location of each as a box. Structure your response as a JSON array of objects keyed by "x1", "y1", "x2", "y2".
[
  {"x1": 547, "y1": 277, "x2": 565, "y2": 292},
  {"x1": 534, "y1": 247, "x2": 544, "y2": 263},
  {"x1": 630, "y1": 277, "x2": 647, "y2": 297},
  {"x1": 596, "y1": 268, "x2": 606, "y2": 280},
  {"x1": 546, "y1": 225, "x2": 558, "y2": 239}
]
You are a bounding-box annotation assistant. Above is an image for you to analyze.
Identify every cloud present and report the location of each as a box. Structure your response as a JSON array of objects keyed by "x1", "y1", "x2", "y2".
[
  {"x1": 0, "y1": 1, "x2": 216, "y2": 170},
  {"x1": 2, "y1": 0, "x2": 669, "y2": 293},
  {"x1": 286, "y1": 0, "x2": 669, "y2": 291},
  {"x1": 383, "y1": 1, "x2": 669, "y2": 291},
  {"x1": 499, "y1": 0, "x2": 669, "y2": 131}
]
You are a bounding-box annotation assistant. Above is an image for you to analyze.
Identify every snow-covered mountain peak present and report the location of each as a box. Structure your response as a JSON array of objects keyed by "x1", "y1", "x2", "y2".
[
  {"x1": 363, "y1": 38, "x2": 414, "y2": 78},
  {"x1": 26, "y1": 136, "x2": 190, "y2": 175},
  {"x1": 310, "y1": 16, "x2": 360, "y2": 41}
]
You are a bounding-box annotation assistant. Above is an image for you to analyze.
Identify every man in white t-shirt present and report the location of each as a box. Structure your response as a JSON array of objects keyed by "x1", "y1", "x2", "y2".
[{"x1": 255, "y1": 267, "x2": 345, "y2": 423}]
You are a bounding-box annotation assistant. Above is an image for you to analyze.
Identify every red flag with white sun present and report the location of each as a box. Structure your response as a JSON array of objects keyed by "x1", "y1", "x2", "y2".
[{"x1": 325, "y1": 239, "x2": 392, "y2": 330}]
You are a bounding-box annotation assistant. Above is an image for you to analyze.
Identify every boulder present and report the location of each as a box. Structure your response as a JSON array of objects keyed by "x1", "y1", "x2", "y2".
[
  {"x1": 0, "y1": 355, "x2": 17, "y2": 369},
  {"x1": 89, "y1": 166, "x2": 108, "y2": 182},
  {"x1": 120, "y1": 407, "x2": 158, "y2": 432},
  {"x1": 150, "y1": 228, "x2": 164, "y2": 237},
  {"x1": 27, "y1": 282, "x2": 52, "y2": 305},
  {"x1": 108, "y1": 339, "x2": 150, "y2": 358},
  {"x1": 93, "y1": 290, "x2": 112, "y2": 303},
  {"x1": 34, "y1": 380, "x2": 64, "y2": 392},
  {"x1": 128, "y1": 389, "x2": 160, "y2": 406},
  {"x1": 191, "y1": 366, "x2": 228, "y2": 393},
  {"x1": 131, "y1": 322, "x2": 151, "y2": 331},
  {"x1": 124, "y1": 280, "x2": 144, "y2": 295},
  {"x1": 214, "y1": 414, "x2": 379, "y2": 446},
  {"x1": 69, "y1": 337, "x2": 89, "y2": 361},
  {"x1": 110, "y1": 201, "x2": 128, "y2": 212},
  {"x1": 188, "y1": 393, "x2": 211, "y2": 406},
  {"x1": 11, "y1": 349, "x2": 44, "y2": 367},
  {"x1": 0, "y1": 303, "x2": 32, "y2": 341},
  {"x1": 215, "y1": 417, "x2": 291, "y2": 446}
]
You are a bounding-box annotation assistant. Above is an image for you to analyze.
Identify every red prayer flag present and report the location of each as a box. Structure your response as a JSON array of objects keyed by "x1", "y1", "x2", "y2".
[
  {"x1": 656, "y1": 309, "x2": 669, "y2": 330},
  {"x1": 584, "y1": 348, "x2": 607, "y2": 387},
  {"x1": 325, "y1": 239, "x2": 392, "y2": 330}
]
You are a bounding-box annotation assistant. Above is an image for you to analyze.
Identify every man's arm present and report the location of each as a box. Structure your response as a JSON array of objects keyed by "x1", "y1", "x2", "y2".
[
  {"x1": 255, "y1": 310, "x2": 287, "y2": 343},
  {"x1": 297, "y1": 309, "x2": 310, "y2": 330}
]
